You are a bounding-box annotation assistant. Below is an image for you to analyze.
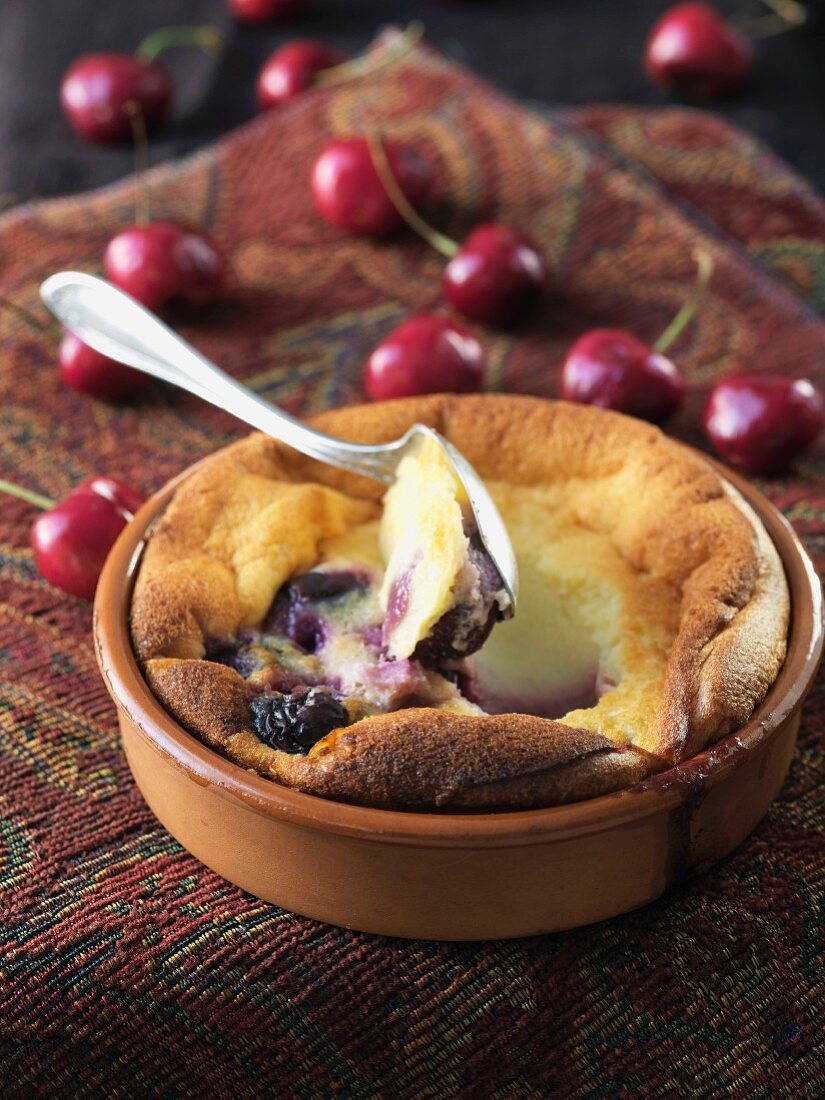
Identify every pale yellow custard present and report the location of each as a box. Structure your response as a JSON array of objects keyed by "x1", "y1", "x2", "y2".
[{"x1": 306, "y1": 474, "x2": 682, "y2": 748}]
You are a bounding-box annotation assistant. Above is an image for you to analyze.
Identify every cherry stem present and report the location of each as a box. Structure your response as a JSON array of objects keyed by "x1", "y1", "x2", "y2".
[
  {"x1": 759, "y1": 0, "x2": 806, "y2": 25},
  {"x1": 736, "y1": 0, "x2": 807, "y2": 37},
  {"x1": 0, "y1": 294, "x2": 56, "y2": 336},
  {"x1": 316, "y1": 21, "x2": 425, "y2": 88},
  {"x1": 653, "y1": 250, "x2": 714, "y2": 356},
  {"x1": 0, "y1": 479, "x2": 53, "y2": 510},
  {"x1": 124, "y1": 101, "x2": 151, "y2": 225},
  {"x1": 135, "y1": 25, "x2": 223, "y2": 65},
  {"x1": 366, "y1": 132, "x2": 458, "y2": 259}
]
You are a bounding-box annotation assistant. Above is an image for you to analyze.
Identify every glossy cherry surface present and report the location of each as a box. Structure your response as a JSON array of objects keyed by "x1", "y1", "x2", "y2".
[
  {"x1": 364, "y1": 314, "x2": 485, "y2": 401},
  {"x1": 59, "y1": 332, "x2": 144, "y2": 399},
  {"x1": 364, "y1": 136, "x2": 546, "y2": 327},
  {"x1": 560, "y1": 328, "x2": 685, "y2": 423},
  {"x1": 645, "y1": 2, "x2": 754, "y2": 98},
  {"x1": 229, "y1": 0, "x2": 309, "y2": 23},
  {"x1": 312, "y1": 139, "x2": 431, "y2": 237},
  {"x1": 30, "y1": 477, "x2": 144, "y2": 600},
  {"x1": 60, "y1": 54, "x2": 172, "y2": 143},
  {"x1": 443, "y1": 224, "x2": 546, "y2": 325},
  {"x1": 257, "y1": 40, "x2": 344, "y2": 110},
  {"x1": 703, "y1": 373, "x2": 824, "y2": 475},
  {"x1": 103, "y1": 220, "x2": 226, "y2": 311}
]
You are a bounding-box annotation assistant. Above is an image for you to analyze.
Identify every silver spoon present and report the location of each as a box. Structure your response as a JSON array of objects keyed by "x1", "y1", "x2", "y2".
[{"x1": 40, "y1": 271, "x2": 517, "y2": 615}]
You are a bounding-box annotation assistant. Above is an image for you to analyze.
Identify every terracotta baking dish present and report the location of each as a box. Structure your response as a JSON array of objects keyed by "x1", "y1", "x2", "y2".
[{"x1": 94, "y1": 451, "x2": 822, "y2": 940}]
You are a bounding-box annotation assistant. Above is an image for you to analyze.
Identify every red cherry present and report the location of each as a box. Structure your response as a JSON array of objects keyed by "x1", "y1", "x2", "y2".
[
  {"x1": 364, "y1": 314, "x2": 485, "y2": 401},
  {"x1": 645, "y1": 2, "x2": 754, "y2": 98},
  {"x1": 561, "y1": 329, "x2": 685, "y2": 423},
  {"x1": 364, "y1": 135, "x2": 546, "y2": 327},
  {"x1": 703, "y1": 373, "x2": 824, "y2": 475},
  {"x1": 229, "y1": 0, "x2": 309, "y2": 24},
  {"x1": 311, "y1": 139, "x2": 431, "y2": 237},
  {"x1": 60, "y1": 53, "x2": 172, "y2": 143},
  {"x1": 59, "y1": 332, "x2": 144, "y2": 399},
  {"x1": 103, "y1": 220, "x2": 226, "y2": 312},
  {"x1": 443, "y1": 224, "x2": 546, "y2": 326},
  {"x1": 256, "y1": 40, "x2": 344, "y2": 110},
  {"x1": 30, "y1": 477, "x2": 144, "y2": 600}
]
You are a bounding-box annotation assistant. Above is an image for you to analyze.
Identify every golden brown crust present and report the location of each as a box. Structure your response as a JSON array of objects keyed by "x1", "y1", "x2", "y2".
[
  {"x1": 131, "y1": 441, "x2": 377, "y2": 661},
  {"x1": 133, "y1": 395, "x2": 789, "y2": 809},
  {"x1": 145, "y1": 657, "x2": 662, "y2": 809},
  {"x1": 663, "y1": 481, "x2": 790, "y2": 760},
  {"x1": 288, "y1": 714, "x2": 660, "y2": 810},
  {"x1": 145, "y1": 658, "x2": 253, "y2": 748}
]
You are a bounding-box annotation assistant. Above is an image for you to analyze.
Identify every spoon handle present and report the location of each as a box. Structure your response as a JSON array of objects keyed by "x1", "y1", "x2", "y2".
[{"x1": 40, "y1": 271, "x2": 397, "y2": 483}]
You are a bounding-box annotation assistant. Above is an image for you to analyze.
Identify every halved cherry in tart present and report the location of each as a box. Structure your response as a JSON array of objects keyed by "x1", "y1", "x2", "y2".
[
  {"x1": 412, "y1": 538, "x2": 503, "y2": 666},
  {"x1": 268, "y1": 569, "x2": 367, "y2": 653},
  {"x1": 250, "y1": 688, "x2": 349, "y2": 753}
]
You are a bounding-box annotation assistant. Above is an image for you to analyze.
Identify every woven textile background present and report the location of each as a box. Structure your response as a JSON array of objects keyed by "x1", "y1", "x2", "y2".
[{"x1": 1, "y1": 42, "x2": 823, "y2": 1098}]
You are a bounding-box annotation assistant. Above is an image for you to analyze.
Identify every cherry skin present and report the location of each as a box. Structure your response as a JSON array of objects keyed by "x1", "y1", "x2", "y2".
[
  {"x1": 561, "y1": 329, "x2": 685, "y2": 424},
  {"x1": 703, "y1": 373, "x2": 825, "y2": 475},
  {"x1": 229, "y1": 0, "x2": 309, "y2": 24},
  {"x1": 103, "y1": 220, "x2": 226, "y2": 312},
  {"x1": 60, "y1": 54, "x2": 172, "y2": 143},
  {"x1": 364, "y1": 314, "x2": 485, "y2": 401},
  {"x1": 81, "y1": 476, "x2": 145, "y2": 519},
  {"x1": 257, "y1": 40, "x2": 344, "y2": 110},
  {"x1": 443, "y1": 225, "x2": 546, "y2": 326},
  {"x1": 30, "y1": 477, "x2": 144, "y2": 600},
  {"x1": 362, "y1": 136, "x2": 546, "y2": 327},
  {"x1": 645, "y1": 2, "x2": 754, "y2": 98},
  {"x1": 59, "y1": 332, "x2": 144, "y2": 400},
  {"x1": 312, "y1": 139, "x2": 431, "y2": 237}
]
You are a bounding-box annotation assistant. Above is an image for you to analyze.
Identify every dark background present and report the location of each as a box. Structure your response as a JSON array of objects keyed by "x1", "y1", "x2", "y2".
[{"x1": 1, "y1": 0, "x2": 823, "y2": 204}]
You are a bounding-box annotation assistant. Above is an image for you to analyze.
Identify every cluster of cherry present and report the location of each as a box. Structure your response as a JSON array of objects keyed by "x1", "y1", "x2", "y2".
[{"x1": 4, "y1": 1, "x2": 821, "y2": 603}]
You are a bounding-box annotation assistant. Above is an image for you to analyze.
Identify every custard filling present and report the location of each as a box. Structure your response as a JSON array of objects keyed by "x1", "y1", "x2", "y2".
[{"x1": 206, "y1": 446, "x2": 682, "y2": 754}]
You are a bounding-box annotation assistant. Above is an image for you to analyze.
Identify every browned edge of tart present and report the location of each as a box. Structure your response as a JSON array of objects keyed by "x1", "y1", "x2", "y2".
[{"x1": 131, "y1": 395, "x2": 789, "y2": 810}]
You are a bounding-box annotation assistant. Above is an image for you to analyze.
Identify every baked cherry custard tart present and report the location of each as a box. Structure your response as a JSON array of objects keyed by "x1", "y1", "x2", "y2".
[{"x1": 131, "y1": 395, "x2": 789, "y2": 811}]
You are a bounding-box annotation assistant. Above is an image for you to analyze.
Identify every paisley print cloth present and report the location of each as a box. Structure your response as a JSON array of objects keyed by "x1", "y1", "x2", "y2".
[{"x1": 1, "y1": 42, "x2": 823, "y2": 1098}]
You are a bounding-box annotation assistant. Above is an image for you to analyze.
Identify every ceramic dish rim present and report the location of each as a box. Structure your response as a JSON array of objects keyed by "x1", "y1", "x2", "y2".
[{"x1": 94, "y1": 449, "x2": 823, "y2": 850}]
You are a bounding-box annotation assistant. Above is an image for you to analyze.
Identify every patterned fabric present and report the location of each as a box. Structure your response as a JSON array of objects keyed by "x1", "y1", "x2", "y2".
[{"x1": 1, "y1": 42, "x2": 824, "y2": 1098}]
